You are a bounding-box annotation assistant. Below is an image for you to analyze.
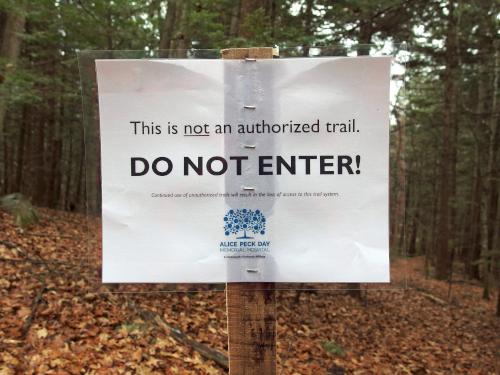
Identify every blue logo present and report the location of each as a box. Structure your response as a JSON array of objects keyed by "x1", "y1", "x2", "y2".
[{"x1": 223, "y1": 209, "x2": 266, "y2": 239}]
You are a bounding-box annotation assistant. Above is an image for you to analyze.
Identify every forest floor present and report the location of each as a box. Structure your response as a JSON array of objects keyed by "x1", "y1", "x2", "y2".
[{"x1": 0, "y1": 208, "x2": 499, "y2": 374}]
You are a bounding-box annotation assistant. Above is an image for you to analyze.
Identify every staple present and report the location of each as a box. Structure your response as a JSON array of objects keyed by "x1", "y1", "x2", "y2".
[
  {"x1": 243, "y1": 105, "x2": 256, "y2": 109},
  {"x1": 242, "y1": 186, "x2": 255, "y2": 191},
  {"x1": 243, "y1": 144, "x2": 256, "y2": 149},
  {"x1": 246, "y1": 268, "x2": 259, "y2": 273}
]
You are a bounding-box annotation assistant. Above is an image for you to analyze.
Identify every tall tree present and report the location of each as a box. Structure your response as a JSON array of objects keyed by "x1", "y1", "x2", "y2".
[
  {"x1": 0, "y1": 0, "x2": 25, "y2": 193},
  {"x1": 435, "y1": 0, "x2": 459, "y2": 280}
]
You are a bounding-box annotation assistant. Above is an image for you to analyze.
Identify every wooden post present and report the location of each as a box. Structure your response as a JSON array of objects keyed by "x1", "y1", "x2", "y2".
[{"x1": 222, "y1": 47, "x2": 277, "y2": 375}]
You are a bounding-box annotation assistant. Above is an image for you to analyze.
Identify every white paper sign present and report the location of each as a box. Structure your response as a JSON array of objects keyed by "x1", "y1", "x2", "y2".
[{"x1": 95, "y1": 56, "x2": 391, "y2": 283}]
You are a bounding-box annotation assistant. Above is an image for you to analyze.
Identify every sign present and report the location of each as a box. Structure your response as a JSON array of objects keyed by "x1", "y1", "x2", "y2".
[{"x1": 95, "y1": 56, "x2": 391, "y2": 283}]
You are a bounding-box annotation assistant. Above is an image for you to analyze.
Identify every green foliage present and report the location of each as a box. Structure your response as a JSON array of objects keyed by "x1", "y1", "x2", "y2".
[
  {"x1": 0, "y1": 68, "x2": 45, "y2": 105},
  {"x1": 239, "y1": 8, "x2": 273, "y2": 46},
  {"x1": 321, "y1": 340, "x2": 345, "y2": 356},
  {"x1": 118, "y1": 321, "x2": 148, "y2": 336},
  {"x1": 0, "y1": 193, "x2": 39, "y2": 228},
  {"x1": 185, "y1": 0, "x2": 228, "y2": 48}
]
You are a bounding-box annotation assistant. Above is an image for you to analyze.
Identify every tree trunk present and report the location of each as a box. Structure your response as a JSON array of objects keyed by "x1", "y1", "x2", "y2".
[
  {"x1": 172, "y1": 1, "x2": 190, "y2": 57},
  {"x1": 78, "y1": 53, "x2": 101, "y2": 214},
  {"x1": 408, "y1": 207, "x2": 419, "y2": 257},
  {"x1": 392, "y1": 110, "x2": 406, "y2": 255},
  {"x1": 159, "y1": 0, "x2": 178, "y2": 56},
  {"x1": 465, "y1": 59, "x2": 487, "y2": 280},
  {"x1": 483, "y1": 43, "x2": 499, "y2": 299},
  {"x1": 161, "y1": 0, "x2": 190, "y2": 58},
  {"x1": 435, "y1": 0, "x2": 458, "y2": 280},
  {"x1": 229, "y1": 0, "x2": 241, "y2": 37},
  {"x1": 14, "y1": 105, "x2": 28, "y2": 192},
  {"x1": 301, "y1": 0, "x2": 314, "y2": 57},
  {"x1": 63, "y1": 116, "x2": 73, "y2": 210},
  {"x1": 466, "y1": 146, "x2": 482, "y2": 279},
  {"x1": 105, "y1": 5, "x2": 113, "y2": 50},
  {"x1": 75, "y1": 139, "x2": 85, "y2": 211},
  {"x1": 0, "y1": 2, "x2": 26, "y2": 193},
  {"x1": 347, "y1": 23, "x2": 374, "y2": 299},
  {"x1": 267, "y1": 0, "x2": 277, "y2": 38},
  {"x1": 34, "y1": 118, "x2": 46, "y2": 205}
]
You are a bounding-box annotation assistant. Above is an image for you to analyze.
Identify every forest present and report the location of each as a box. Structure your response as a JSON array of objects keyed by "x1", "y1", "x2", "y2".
[{"x1": 0, "y1": 0, "x2": 499, "y2": 373}]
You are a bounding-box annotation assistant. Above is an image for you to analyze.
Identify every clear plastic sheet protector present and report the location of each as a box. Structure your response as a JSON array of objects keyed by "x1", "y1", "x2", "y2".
[{"x1": 77, "y1": 44, "x2": 409, "y2": 293}]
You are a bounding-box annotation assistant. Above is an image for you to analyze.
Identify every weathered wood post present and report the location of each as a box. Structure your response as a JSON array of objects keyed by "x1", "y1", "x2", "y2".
[{"x1": 222, "y1": 47, "x2": 277, "y2": 375}]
